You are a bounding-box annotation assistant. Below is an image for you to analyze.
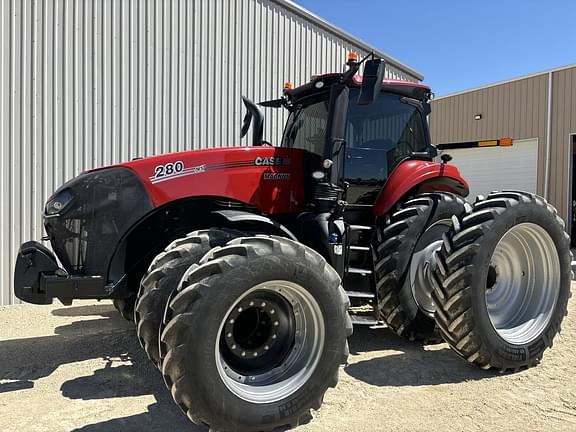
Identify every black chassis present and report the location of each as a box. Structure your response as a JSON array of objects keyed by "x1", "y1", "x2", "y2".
[{"x1": 13, "y1": 207, "x2": 344, "y2": 306}]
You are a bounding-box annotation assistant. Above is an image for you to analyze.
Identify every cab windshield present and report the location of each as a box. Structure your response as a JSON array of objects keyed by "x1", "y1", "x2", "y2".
[{"x1": 282, "y1": 88, "x2": 427, "y2": 178}]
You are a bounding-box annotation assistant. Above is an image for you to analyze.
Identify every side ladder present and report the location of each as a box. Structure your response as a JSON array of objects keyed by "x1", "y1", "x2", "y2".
[{"x1": 344, "y1": 224, "x2": 380, "y2": 325}]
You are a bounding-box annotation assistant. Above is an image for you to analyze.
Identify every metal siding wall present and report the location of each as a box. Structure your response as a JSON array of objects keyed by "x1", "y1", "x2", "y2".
[
  {"x1": 429, "y1": 75, "x2": 549, "y2": 197},
  {"x1": 0, "y1": 0, "x2": 419, "y2": 305},
  {"x1": 430, "y1": 67, "x2": 576, "y2": 225}
]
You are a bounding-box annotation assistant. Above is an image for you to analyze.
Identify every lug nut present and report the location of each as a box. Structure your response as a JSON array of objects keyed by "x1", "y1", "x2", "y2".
[
  {"x1": 264, "y1": 345, "x2": 269, "y2": 350},
  {"x1": 274, "y1": 321, "x2": 279, "y2": 326},
  {"x1": 261, "y1": 302, "x2": 266, "y2": 307},
  {"x1": 238, "y1": 307, "x2": 243, "y2": 312},
  {"x1": 272, "y1": 334, "x2": 277, "y2": 339},
  {"x1": 241, "y1": 351, "x2": 246, "y2": 357},
  {"x1": 231, "y1": 344, "x2": 237, "y2": 349},
  {"x1": 249, "y1": 301, "x2": 254, "y2": 306},
  {"x1": 229, "y1": 318, "x2": 235, "y2": 324},
  {"x1": 253, "y1": 352, "x2": 258, "y2": 357},
  {"x1": 227, "y1": 332, "x2": 232, "y2": 338},
  {"x1": 270, "y1": 309, "x2": 275, "y2": 315}
]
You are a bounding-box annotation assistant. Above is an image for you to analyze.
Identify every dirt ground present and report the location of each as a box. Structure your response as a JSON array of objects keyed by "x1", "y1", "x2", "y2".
[{"x1": 1, "y1": 290, "x2": 575, "y2": 432}]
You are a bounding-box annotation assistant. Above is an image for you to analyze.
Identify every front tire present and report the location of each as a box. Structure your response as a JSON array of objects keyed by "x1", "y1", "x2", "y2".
[
  {"x1": 135, "y1": 228, "x2": 242, "y2": 367},
  {"x1": 160, "y1": 236, "x2": 352, "y2": 432},
  {"x1": 431, "y1": 191, "x2": 571, "y2": 370}
]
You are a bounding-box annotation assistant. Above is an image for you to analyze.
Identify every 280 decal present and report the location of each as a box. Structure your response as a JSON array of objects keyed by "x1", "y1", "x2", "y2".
[
  {"x1": 150, "y1": 161, "x2": 206, "y2": 183},
  {"x1": 153, "y1": 161, "x2": 185, "y2": 179}
]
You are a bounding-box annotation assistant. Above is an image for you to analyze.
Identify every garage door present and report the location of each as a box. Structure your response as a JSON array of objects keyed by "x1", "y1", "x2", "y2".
[{"x1": 443, "y1": 138, "x2": 539, "y2": 201}]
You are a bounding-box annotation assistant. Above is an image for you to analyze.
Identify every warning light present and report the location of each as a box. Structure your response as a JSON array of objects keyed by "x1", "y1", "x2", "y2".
[
  {"x1": 500, "y1": 137, "x2": 513, "y2": 146},
  {"x1": 283, "y1": 81, "x2": 293, "y2": 90},
  {"x1": 347, "y1": 51, "x2": 359, "y2": 63}
]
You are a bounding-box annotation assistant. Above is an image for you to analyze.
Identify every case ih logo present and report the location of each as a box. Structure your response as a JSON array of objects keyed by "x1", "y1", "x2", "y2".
[{"x1": 254, "y1": 157, "x2": 291, "y2": 166}]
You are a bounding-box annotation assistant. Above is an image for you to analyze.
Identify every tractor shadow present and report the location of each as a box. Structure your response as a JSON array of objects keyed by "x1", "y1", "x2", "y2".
[
  {"x1": 0, "y1": 303, "x2": 200, "y2": 431},
  {"x1": 0, "y1": 304, "x2": 131, "y2": 394},
  {"x1": 50, "y1": 303, "x2": 118, "y2": 318},
  {"x1": 345, "y1": 325, "x2": 496, "y2": 387},
  {"x1": 64, "y1": 340, "x2": 200, "y2": 432}
]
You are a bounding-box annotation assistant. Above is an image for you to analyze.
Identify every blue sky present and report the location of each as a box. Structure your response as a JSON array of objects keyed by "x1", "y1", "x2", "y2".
[{"x1": 295, "y1": 0, "x2": 576, "y2": 96}]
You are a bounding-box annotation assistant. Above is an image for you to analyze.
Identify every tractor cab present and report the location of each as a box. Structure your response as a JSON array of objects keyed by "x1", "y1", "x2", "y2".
[
  {"x1": 281, "y1": 76, "x2": 434, "y2": 205},
  {"x1": 255, "y1": 53, "x2": 439, "y2": 213}
]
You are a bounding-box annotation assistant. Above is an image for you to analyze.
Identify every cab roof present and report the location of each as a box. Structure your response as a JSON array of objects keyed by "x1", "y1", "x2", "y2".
[{"x1": 286, "y1": 73, "x2": 432, "y2": 104}]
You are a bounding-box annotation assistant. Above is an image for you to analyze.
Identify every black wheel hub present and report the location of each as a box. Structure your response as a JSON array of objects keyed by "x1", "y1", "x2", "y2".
[
  {"x1": 486, "y1": 265, "x2": 498, "y2": 290},
  {"x1": 220, "y1": 291, "x2": 295, "y2": 375}
]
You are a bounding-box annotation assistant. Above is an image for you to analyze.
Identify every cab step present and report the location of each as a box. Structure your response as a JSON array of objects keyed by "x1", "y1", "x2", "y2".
[
  {"x1": 347, "y1": 267, "x2": 372, "y2": 275},
  {"x1": 345, "y1": 290, "x2": 375, "y2": 299},
  {"x1": 349, "y1": 224, "x2": 373, "y2": 232},
  {"x1": 349, "y1": 245, "x2": 370, "y2": 252},
  {"x1": 349, "y1": 315, "x2": 380, "y2": 326}
]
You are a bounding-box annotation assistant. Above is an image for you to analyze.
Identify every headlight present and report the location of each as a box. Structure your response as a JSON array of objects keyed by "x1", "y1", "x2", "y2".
[
  {"x1": 312, "y1": 171, "x2": 326, "y2": 181},
  {"x1": 45, "y1": 189, "x2": 76, "y2": 215}
]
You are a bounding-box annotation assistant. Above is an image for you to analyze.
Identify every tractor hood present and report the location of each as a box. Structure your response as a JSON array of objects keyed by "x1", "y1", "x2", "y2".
[
  {"x1": 43, "y1": 146, "x2": 307, "y2": 277},
  {"x1": 116, "y1": 146, "x2": 307, "y2": 214}
]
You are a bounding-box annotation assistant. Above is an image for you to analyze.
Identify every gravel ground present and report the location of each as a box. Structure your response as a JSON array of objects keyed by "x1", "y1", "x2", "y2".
[{"x1": 0, "y1": 290, "x2": 575, "y2": 432}]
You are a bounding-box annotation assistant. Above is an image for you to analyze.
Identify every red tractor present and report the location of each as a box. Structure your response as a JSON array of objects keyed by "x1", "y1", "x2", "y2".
[{"x1": 14, "y1": 54, "x2": 571, "y2": 432}]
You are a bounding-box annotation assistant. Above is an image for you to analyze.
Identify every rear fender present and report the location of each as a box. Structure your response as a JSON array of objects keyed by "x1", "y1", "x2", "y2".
[{"x1": 373, "y1": 160, "x2": 469, "y2": 217}]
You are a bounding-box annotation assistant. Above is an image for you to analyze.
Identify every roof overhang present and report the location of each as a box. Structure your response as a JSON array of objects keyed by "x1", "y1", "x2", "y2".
[{"x1": 270, "y1": 0, "x2": 424, "y2": 82}]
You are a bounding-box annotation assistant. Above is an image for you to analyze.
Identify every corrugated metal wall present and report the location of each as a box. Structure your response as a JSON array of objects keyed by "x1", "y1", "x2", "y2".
[
  {"x1": 0, "y1": 0, "x2": 420, "y2": 305},
  {"x1": 429, "y1": 65, "x2": 576, "y2": 226},
  {"x1": 430, "y1": 75, "x2": 549, "y2": 195}
]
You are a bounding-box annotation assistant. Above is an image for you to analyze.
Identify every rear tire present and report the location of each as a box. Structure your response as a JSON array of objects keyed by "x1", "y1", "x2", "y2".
[
  {"x1": 135, "y1": 228, "x2": 242, "y2": 367},
  {"x1": 373, "y1": 192, "x2": 468, "y2": 342},
  {"x1": 431, "y1": 191, "x2": 571, "y2": 371},
  {"x1": 160, "y1": 236, "x2": 351, "y2": 432}
]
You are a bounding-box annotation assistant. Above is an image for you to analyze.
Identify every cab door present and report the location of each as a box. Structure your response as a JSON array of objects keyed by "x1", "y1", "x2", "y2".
[{"x1": 343, "y1": 91, "x2": 428, "y2": 205}]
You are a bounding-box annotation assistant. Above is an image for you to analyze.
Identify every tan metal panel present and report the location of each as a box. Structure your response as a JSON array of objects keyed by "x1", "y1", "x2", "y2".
[
  {"x1": 0, "y1": 0, "x2": 420, "y2": 305},
  {"x1": 550, "y1": 70, "x2": 563, "y2": 218},
  {"x1": 431, "y1": 66, "x2": 576, "y2": 225},
  {"x1": 535, "y1": 75, "x2": 548, "y2": 194}
]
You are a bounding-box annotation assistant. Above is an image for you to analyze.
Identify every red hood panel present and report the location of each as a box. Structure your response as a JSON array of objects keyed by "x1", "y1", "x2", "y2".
[{"x1": 117, "y1": 147, "x2": 307, "y2": 214}]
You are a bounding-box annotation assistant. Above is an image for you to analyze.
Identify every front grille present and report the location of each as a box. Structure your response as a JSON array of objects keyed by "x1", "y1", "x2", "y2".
[{"x1": 44, "y1": 167, "x2": 153, "y2": 277}]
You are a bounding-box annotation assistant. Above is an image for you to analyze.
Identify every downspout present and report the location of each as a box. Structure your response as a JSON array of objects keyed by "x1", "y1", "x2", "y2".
[{"x1": 544, "y1": 72, "x2": 553, "y2": 200}]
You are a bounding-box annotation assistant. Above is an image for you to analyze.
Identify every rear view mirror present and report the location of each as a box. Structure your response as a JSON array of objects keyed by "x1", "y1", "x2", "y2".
[
  {"x1": 240, "y1": 96, "x2": 264, "y2": 146},
  {"x1": 357, "y1": 59, "x2": 386, "y2": 105}
]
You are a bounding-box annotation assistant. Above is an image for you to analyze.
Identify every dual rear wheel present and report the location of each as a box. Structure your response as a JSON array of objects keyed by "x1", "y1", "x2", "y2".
[{"x1": 375, "y1": 191, "x2": 571, "y2": 371}]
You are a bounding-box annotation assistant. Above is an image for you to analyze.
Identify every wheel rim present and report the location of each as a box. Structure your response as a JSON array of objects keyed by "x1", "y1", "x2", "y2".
[
  {"x1": 486, "y1": 223, "x2": 560, "y2": 345},
  {"x1": 409, "y1": 219, "x2": 452, "y2": 317},
  {"x1": 215, "y1": 281, "x2": 325, "y2": 403}
]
